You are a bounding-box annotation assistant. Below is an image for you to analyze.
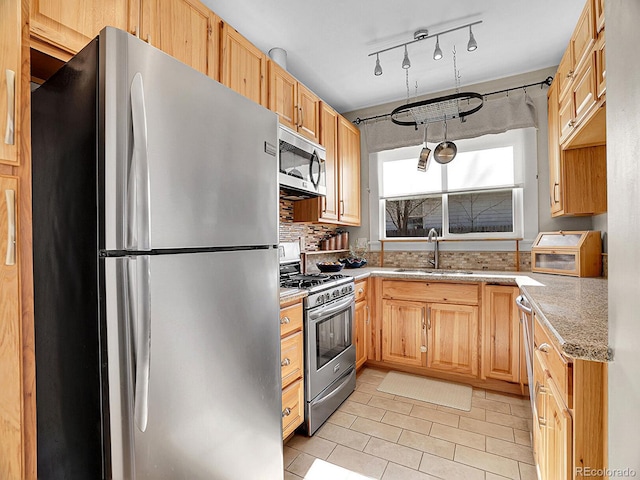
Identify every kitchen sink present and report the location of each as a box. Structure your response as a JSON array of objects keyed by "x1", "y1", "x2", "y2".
[{"x1": 393, "y1": 268, "x2": 474, "y2": 275}]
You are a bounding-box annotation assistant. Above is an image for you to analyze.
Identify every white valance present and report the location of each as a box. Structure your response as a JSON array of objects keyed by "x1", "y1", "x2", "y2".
[{"x1": 361, "y1": 89, "x2": 539, "y2": 154}]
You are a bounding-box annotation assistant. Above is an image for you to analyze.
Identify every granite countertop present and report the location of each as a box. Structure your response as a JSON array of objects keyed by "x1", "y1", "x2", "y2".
[
  {"x1": 337, "y1": 267, "x2": 611, "y2": 362},
  {"x1": 279, "y1": 287, "x2": 307, "y2": 306}
]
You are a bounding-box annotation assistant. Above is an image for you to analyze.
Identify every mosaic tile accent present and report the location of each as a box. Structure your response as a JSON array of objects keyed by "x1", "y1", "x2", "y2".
[
  {"x1": 366, "y1": 250, "x2": 532, "y2": 272},
  {"x1": 279, "y1": 191, "x2": 340, "y2": 251}
]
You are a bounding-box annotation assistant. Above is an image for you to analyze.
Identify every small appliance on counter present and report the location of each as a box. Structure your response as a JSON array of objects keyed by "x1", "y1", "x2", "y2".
[{"x1": 531, "y1": 230, "x2": 602, "y2": 277}]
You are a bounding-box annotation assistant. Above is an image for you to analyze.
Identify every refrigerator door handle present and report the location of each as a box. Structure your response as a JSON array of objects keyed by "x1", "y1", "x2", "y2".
[
  {"x1": 131, "y1": 255, "x2": 152, "y2": 432},
  {"x1": 128, "y1": 73, "x2": 152, "y2": 251}
]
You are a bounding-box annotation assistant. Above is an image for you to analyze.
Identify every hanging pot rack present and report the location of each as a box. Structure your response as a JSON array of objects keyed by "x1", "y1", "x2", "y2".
[
  {"x1": 352, "y1": 76, "x2": 553, "y2": 126},
  {"x1": 390, "y1": 91, "x2": 484, "y2": 127}
]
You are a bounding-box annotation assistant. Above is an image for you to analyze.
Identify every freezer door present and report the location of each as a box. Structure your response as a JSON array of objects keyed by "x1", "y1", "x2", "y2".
[
  {"x1": 104, "y1": 248, "x2": 283, "y2": 479},
  {"x1": 100, "y1": 28, "x2": 278, "y2": 251}
]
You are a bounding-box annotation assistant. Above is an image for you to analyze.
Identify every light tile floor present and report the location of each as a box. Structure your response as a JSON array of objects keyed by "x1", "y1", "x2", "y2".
[{"x1": 284, "y1": 367, "x2": 535, "y2": 480}]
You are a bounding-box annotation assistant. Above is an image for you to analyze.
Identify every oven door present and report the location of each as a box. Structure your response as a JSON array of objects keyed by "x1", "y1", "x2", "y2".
[{"x1": 305, "y1": 294, "x2": 355, "y2": 400}]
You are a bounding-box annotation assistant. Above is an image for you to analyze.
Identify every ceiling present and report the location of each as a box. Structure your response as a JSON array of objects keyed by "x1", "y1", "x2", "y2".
[{"x1": 204, "y1": 0, "x2": 585, "y2": 114}]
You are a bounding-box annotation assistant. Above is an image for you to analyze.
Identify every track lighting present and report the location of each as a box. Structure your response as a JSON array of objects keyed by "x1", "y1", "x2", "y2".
[
  {"x1": 374, "y1": 53, "x2": 382, "y2": 76},
  {"x1": 402, "y1": 45, "x2": 411, "y2": 69},
  {"x1": 467, "y1": 26, "x2": 477, "y2": 51},
  {"x1": 433, "y1": 36, "x2": 443, "y2": 60},
  {"x1": 369, "y1": 21, "x2": 481, "y2": 77}
]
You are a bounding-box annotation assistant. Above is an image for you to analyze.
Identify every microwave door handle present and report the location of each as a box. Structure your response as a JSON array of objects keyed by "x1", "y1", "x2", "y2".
[
  {"x1": 309, "y1": 150, "x2": 320, "y2": 188},
  {"x1": 308, "y1": 296, "x2": 354, "y2": 320}
]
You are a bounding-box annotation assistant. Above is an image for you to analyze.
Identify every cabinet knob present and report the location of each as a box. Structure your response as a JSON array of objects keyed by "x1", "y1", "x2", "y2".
[
  {"x1": 567, "y1": 70, "x2": 574, "y2": 78},
  {"x1": 282, "y1": 408, "x2": 291, "y2": 417},
  {"x1": 568, "y1": 120, "x2": 576, "y2": 128},
  {"x1": 280, "y1": 316, "x2": 291, "y2": 325},
  {"x1": 281, "y1": 358, "x2": 291, "y2": 367},
  {"x1": 358, "y1": 288, "x2": 364, "y2": 294}
]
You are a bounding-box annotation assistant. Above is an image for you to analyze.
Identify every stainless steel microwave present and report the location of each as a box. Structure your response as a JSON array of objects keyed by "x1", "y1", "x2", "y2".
[{"x1": 278, "y1": 125, "x2": 326, "y2": 198}]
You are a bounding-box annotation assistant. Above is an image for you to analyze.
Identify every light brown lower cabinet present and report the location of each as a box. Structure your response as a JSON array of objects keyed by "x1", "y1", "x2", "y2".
[
  {"x1": 427, "y1": 303, "x2": 478, "y2": 377},
  {"x1": 354, "y1": 279, "x2": 368, "y2": 370},
  {"x1": 280, "y1": 300, "x2": 304, "y2": 439},
  {"x1": 381, "y1": 298, "x2": 425, "y2": 367},
  {"x1": 482, "y1": 285, "x2": 520, "y2": 383},
  {"x1": 532, "y1": 312, "x2": 606, "y2": 480}
]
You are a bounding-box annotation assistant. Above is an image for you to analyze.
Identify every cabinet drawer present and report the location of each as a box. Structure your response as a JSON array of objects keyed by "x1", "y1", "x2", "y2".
[
  {"x1": 282, "y1": 379, "x2": 304, "y2": 438},
  {"x1": 355, "y1": 279, "x2": 368, "y2": 302},
  {"x1": 280, "y1": 302, "x2": 303, "y2": 337},
  {"x1": 281, "y1": 331, "x2": 303, "y2": 389},
  {"x1": 534, "y1": 317, "x2": 570, "y2": 404},
  {"x1": 383, "y1": 280, "x2": 478, "y2": 305}
]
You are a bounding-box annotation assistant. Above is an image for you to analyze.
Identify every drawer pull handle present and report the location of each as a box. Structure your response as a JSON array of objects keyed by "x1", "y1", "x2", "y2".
[
  {"x1": 282, "y1": 408, "x2": 291, "y2": 417},
  {"x1": 281, "y1": 316, "x2": 291, "y2": 325},
  {"x1": 358, "y1": 288, "x2": 364, "y2": 294},
  {"x1": 281, "y1": 358, "x2": 291, "y2": 367},
  {"x1": 538, "y1": 343, "x2": 551, "y2": 354}
]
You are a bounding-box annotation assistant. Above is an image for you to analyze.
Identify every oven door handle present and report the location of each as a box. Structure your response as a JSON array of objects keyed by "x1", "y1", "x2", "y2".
[{"x1": 308, "y1": 296, "x2": 354, "y2": 320}]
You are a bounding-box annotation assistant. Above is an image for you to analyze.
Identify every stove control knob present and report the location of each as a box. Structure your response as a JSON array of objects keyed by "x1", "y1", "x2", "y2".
[
  {"x1": 316, "y1": 297, "x2": 323, "y2": 305},
  {"x1": 332, "y1": 290, "x2": 339, "y2": 298},
  {"x1": 348, "y1": 284, "x2": 353, "y2": 293},
  {"x1": 341, "y1": 286, "x2": 347, "y2": 294}
]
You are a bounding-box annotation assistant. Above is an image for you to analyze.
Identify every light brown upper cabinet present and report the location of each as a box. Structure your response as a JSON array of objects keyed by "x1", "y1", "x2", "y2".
[
  {"x1": 294, "y1": 110, "x2": 361, "y2": 227},
  {"x1": 29, "y1": 0, "x2": 137, "y2": 61},
  {"x1": 547, "y1": 82, "x2": 563, "y2": 216},
  {"x1": 220, "y1": 23, "x2": 267, "y2": 108},
  {"x1": 1, "y1": 0, "x2": 21, "y2": 166},
  {"x1": 268, "y1": 60, "x2": 320, "y2": 143},
  {"x1": 594, "y1": 0, "x2": 605, "y2": 34},
  {"x1": 337, "y1": 116, "x2": 361, "y2": 226},
  {"x1": 29, "y1": 0, "x2": 219, "y2": 81},
  {"x1": 140, "y1": 0, "x2": 219, "y2": 80}
]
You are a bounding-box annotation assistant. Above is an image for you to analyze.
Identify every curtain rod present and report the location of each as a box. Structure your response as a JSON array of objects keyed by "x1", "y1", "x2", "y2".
[{"x1": 352, "y1": 76, "x2": 553, "y2": 125}]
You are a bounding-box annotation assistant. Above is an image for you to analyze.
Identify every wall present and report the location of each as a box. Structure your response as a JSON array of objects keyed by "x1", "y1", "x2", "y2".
[
  {"x1": 341, "y1": 68, "x2": 595, "y2": 268},
  {"x1": 606, "y1": 1, "x2": 640, "y2": 473}
]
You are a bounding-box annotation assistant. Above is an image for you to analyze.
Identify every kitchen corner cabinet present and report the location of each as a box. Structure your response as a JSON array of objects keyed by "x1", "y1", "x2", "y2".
[
  {"x1": 220, "y1": 22, "x2": 267, "y2": 108},
  {"x1": 268, "y1": 60, "x2": 320, "y2": 143},
  {"x1": 354, "y1": 279, "x2": 368, "y2": 370},
  {"x1": 379, "y1": 280, "x2": 479, "y2": 377},
  {"x1": 482, "y1": 285, "x2": 520, "y2": 383},
  {"x1": 0, "y1": 175, "x2": 22, "y2": 479},
  {"x1": 280, "y1": 299, "x2": 304, "y2": 439},
  {"x1": 532, "y1": 312, "x2": 606, "y2": 480},
  {"x1": 293, "y1": 110, "x2": 361, "y2": 226}
]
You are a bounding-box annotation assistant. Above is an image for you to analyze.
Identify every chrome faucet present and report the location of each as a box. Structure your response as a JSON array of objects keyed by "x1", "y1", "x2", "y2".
[{"x1": 426, "y1": 228, "x2": 439, "y2": 269}]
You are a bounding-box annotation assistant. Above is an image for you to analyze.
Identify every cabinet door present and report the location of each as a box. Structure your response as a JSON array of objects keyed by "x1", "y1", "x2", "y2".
[
  {"x1": 427, "y1": 303, "x2": 478, "y2": 376},
  {"x1": 572, "y1": 54, "x2": 596, "y2": 128},
  {"x1": 337, "y1": 115, "x2": 361, "y2": 226},
  {"x1": 281, "y1": 331, "x2": 303, "y2": 389},
  {"x1": 570, "y1": 0, "x2": 595, "y2": 71},
  {"x1": 142, "y1": 0, "x2": 219, "y2": 80},
  {"x1": 533, "y1": 349, "x2": 547, "y2": 477},
  {"x1": 30, "y1": 0, "x2": 135, "y2": 60},
  {"x1": 319, "y1": 102, "x2": 339, "y2": 222},
  {"x1": 545, "y1": 378, "x2": 572, "y2": 480},
  {"x1": 297, "y1": 83, "x2": 320, "y2": 144},
  {"x1": 268, "y1": 60, "x2": 297, "y2": 130},
  {"x1": 482, "y1": 285, "x2": 520, "y2": 382},
  {"x1": 556, "y1": 48, "x2": 573, "y2": 102},
  {"x1": 595, "y1": 31, "x2": 606, "y2": 99},
  {"x1": 0, "y1": 175, "x2": 21, "y2": 479},
  {"x1": 381, "y1": 299, "x2": 425, "y2": 367},
  {"x1": 547, "y1": 81, "x2": 563, "y2": 216},
  {"x1": 0, "y1": 0, "x2": 20, "y2": 165},
  {"x1": 355, "y1": 300, "x2": 367, "y2": 370},
  {"x1": 594, "y1": 0, "x2": 605, "y2": 33},
  {"x1": 220, "y1": 23, "x2": 267, "y2": 107}
]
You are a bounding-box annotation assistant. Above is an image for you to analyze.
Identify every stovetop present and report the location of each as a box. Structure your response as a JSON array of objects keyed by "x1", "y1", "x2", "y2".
[{"x1": 280, "y1": 272, "x2": 349, "y2": 290}]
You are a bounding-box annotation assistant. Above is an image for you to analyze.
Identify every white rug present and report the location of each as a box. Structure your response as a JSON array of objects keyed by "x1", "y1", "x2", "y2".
[{"x1": 377, "y1": 371, "x2": 472, "y2": 411}]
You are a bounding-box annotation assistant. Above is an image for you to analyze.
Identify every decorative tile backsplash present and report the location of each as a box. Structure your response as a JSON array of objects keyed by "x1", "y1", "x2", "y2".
[
  {"x1": 279, "y1": 191, "x2": 340, "y2": 251},
  {"x1": 366, "y1": 250, "x2": 532, "y2": 272}
]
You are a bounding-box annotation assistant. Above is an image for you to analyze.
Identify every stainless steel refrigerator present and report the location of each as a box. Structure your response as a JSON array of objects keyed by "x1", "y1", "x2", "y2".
[{"x1": 31, "y1": 27, "x2": 283, "y2": 479}]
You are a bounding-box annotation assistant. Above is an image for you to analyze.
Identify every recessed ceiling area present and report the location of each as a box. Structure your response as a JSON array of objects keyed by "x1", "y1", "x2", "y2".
[{"x1": 204, "y1": 0, "x2": 584, "y2": 113}]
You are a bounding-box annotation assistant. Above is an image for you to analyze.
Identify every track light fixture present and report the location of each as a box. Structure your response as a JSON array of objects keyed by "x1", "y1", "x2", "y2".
[
  {"x1": 369, "y1": 20, "x2": 482, "y2": 76},
  {"x1": 433, "y1": 36, "x2": 443, "y2": 60},
  {"x1": 374, "y1": 53, "x2": 382, "y2": 76},
  {"x1": 467, "y1": 26, "x2": 478, "y2": 51},
  {"x1": 402, "y1": 45, "x2": 411, "y2": 69}
]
